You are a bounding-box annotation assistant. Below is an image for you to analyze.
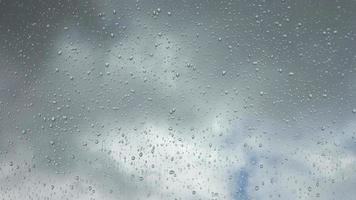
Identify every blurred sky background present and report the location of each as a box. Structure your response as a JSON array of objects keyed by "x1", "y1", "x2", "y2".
[{"x1": 1, "y1": 0, "x2": 356, "y2": 199}]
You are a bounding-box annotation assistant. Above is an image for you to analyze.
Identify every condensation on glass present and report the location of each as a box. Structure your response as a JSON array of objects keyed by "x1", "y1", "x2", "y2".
[{"x1": 0, "y1": 0, "x2": 356, "y2": 199}]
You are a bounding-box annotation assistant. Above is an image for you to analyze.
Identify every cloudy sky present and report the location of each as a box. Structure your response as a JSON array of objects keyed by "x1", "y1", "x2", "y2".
[{"x1": 1, "y1": 0, "x2": 356, "y2": 199}]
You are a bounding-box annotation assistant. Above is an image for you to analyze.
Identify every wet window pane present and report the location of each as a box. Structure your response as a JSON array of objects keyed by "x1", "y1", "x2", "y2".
[{"x1": 1, "y1": 0, "x2": 356, "y2": 199}]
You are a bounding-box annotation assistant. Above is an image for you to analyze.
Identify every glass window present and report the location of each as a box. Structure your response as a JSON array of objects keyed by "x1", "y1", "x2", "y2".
[{"x1": 0, "y1": 0, "x2": 355, "y2": 199}]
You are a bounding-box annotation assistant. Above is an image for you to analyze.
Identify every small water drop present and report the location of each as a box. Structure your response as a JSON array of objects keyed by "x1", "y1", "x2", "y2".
[{"x1": 255, "y1": 186, "x2": 259, "y2": 191}]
